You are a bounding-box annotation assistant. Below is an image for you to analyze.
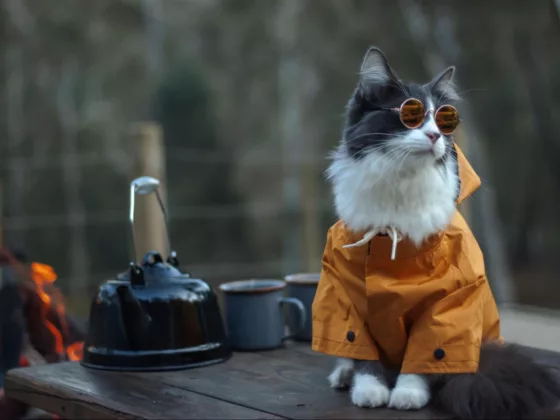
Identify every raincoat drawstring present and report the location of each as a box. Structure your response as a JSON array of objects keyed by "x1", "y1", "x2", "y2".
[{"x1": 343, "y1": 226, "x2": 402, "y2": 260}]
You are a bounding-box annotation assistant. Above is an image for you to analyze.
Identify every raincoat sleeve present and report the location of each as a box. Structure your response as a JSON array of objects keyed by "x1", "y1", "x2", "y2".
[
  {"x1": 312, "y1": 221, "x2": 380, "y2": 361},
  {"x1": 402, "y1": 272, "x2": 501, "y2": 374}
]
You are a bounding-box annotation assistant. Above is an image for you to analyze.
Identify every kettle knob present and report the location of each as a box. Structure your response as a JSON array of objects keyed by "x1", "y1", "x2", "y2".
[
  {"x1": 140, "y1": 250, "x2": 179, "y2": 269},
  {"x1": 166, "y1": 250, "x2": 179, "y2": 268},
  {"x1": 141, "y1": 251, "x2": 164, "y2": 266}
]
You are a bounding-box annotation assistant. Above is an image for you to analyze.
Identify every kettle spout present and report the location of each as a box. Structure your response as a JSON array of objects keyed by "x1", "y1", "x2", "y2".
[{"x1": 116, "y1": 281, "x2": 152, "y2": 350}]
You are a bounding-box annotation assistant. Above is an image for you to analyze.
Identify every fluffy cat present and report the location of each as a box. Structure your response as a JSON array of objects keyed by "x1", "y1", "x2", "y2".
[{"x1": 324, "y1": 46, "x2": 560, "y2": 419}]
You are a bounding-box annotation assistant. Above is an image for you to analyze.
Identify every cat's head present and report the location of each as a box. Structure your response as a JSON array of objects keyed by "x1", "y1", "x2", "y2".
[{"x1": 343, "y1": 47, "x2": 460, "y2": 170}]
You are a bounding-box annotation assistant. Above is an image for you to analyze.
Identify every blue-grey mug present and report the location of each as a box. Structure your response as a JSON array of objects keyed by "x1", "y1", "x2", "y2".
[
  {"x1": 285, "y1": 273, "x2": 320, "y2": 341},
  {"x1": 219, "y1": 279, "x2": 306, "y2": 350}
]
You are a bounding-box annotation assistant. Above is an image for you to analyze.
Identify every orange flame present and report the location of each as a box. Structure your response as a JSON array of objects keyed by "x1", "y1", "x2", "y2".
[{"x1": 30, "y1": 262, "x2": 84, "y2": 361}]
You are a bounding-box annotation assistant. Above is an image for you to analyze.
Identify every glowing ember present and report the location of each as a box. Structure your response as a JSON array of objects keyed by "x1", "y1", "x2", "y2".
[{"x1": 66, "y1": 341, "x2": 84, "y2": 361}]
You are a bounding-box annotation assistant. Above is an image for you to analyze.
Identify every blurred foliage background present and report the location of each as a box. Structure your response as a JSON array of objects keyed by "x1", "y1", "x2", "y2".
[{"x1": 1, "y1": 0, "x2": 560, "y2": 317}]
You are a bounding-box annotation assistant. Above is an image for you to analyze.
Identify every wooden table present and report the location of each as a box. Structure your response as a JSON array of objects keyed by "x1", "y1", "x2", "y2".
[{"x1": 4, "y1": 342, "x2": 560, "y2": 419}]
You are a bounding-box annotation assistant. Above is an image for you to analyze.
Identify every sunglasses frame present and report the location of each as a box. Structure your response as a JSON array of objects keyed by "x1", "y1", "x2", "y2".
[{"x1": 385, "y1": 97, "x2": 460, "y2": 135}]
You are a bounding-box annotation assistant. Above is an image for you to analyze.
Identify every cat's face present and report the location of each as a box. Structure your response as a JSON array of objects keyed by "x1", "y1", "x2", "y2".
[{"x1": 343, "y1": 47, "x2": 460, "y2": 171}]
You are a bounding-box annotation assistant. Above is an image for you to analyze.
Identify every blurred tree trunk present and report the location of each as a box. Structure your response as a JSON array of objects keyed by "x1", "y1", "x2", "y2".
[
  {"x1": 511, "y1": 30, "x2": 544, "y2": 267},
  {"x1": 141, "y1": 0, "x2": 165, "y2": 121},
  {"x1": 513, "y1": 26, "x2": 560, "y2": 266},
  {"x1": 56, "y1": 61, "x2": 90, "y2": 295},
  {"x1": 276, "y1": 0, "x2": 304, "y2": 274},
  {"x1": 4, "y1": 43, "x2": 26, "y2": 246},
  {"x1": 275, "y1": 0, "x2": 323, "y2": 273},
  {"x1": 398, "y1": 0, "x2": 515, "y2": 304}
]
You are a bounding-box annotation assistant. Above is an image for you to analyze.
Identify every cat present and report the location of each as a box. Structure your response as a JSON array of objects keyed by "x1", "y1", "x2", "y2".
[{"x1": 322, "y1": 46, "x2": 560, "y2": 419}]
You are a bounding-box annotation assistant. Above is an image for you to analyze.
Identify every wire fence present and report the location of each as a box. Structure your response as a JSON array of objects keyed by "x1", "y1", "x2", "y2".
[
  {"x1": 1, "y1": 142, "x2": 332, "y2": 315},
  {"x1": 0, "y1": 148, "x2": 330, "y2": 171},
  {"x1": 4, "y1": 202, "x2": 332, "y2": 230}
]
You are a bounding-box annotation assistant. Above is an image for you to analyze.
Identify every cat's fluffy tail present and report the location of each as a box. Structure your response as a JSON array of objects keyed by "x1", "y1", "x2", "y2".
[{"x1": 433, "y1": 342, "x2": 560, "y2": 419}]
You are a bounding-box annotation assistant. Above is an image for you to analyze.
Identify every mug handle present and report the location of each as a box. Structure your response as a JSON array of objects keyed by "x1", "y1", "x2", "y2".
[{"x1": 279, "y1": 297, "x2": 306, "y2": 341}]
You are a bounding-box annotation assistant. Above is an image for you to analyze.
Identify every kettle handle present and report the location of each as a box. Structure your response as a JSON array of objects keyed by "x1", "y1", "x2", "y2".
[{"x1": 129, "y1": 176, "x2": 178, "y2": 266}]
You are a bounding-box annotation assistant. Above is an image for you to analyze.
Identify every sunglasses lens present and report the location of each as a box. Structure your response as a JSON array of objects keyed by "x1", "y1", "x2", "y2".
[
  {"x1": 400, "y1": 98, "x2": 425, "y2": 129},
  {"x1": 435, "y1": 105, "x2": 460, "y2": 135}
]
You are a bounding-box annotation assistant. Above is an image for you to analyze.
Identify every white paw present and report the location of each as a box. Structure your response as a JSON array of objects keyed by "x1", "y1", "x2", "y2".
[
  {"x1": 328, "y1": 358, "x2": 354, "y2": 389},
  {"x1": 388, "y1": 374, "x2": 430, "y2": 410},
  {"x1": 350, "y1": 373, "x2": 390, "y2": 408}
]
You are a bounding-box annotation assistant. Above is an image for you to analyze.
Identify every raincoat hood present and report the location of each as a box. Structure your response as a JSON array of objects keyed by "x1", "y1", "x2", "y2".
[
  {"x1": 312, "y1": 144, "x2": 501, "y2": 374},
  {"x1": 455, "y1": 144, "x2": 480, "y2": 205}
]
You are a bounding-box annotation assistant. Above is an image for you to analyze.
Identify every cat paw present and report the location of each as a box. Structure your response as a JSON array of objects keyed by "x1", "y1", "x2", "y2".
[
  {"x1": 388, "y1": 387, "x2": 430, "y2": 410},
  {"x1": 328, "y1": 358, "x2": 354, "y2": 389},
  {"x1": 350, "y1": 373, "x2": 390, "y2": 408},
  {"x1": 388, "y1": 374, "x2": 430, "y2": 410}
]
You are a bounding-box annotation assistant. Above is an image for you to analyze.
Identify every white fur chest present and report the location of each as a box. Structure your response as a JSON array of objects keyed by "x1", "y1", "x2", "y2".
[{"x1": 327, "y1": 149, "x2": 459, "y2": 246}]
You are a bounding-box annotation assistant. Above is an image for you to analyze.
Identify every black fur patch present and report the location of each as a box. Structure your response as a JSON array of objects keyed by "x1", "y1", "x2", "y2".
[
  {"x1": 353, "y1": 359, "x2": 398, "y2": 388},
  {"x1": 343, "y1": 49, "x2": 458, "y2": 162}
]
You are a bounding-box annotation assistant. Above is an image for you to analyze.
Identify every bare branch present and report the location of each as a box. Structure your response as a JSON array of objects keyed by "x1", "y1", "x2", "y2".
[{"x1": 3, "y1": 0, "x2": 35, "y2": 37}]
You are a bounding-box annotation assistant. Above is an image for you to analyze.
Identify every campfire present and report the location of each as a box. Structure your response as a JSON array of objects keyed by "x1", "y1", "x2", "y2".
[
  {"x1": 26, "y1": 261, "x2": 84, "y2": 363},
  {"x1": 0, "y1": 247, "x2": 85, "y2": 418}
]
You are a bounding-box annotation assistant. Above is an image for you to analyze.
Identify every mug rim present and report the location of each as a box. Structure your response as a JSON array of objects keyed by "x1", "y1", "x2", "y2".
[
  {"x1": 284, "y1": 272, "x2": 320, "y2": 285},
  {"x1": 219, "y1": 279, "x2": 286, "y2": 294}
]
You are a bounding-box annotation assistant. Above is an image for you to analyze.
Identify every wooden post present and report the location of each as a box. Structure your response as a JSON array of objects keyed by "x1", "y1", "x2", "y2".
[{"x1": 130, "y1": 122, "x2": 168, "y2": 262}]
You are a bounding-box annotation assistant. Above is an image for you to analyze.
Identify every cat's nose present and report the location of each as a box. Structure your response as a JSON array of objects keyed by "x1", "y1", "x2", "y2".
[{"x1": 426, "y1": 132, "x2": 441, "y2": 144}]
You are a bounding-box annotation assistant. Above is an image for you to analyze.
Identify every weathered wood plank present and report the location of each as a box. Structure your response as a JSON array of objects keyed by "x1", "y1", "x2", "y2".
[
  {"x1": 5, "y1": 362, "x2": 281, "y2": 419},
  {"x1": 156, "y1": 348, "x2": 450, "y2": 419},
  {"x1": 258, "y1": 341, "x2": 328, "y2": 365},
  {"x1": 264, "y1": 342, "x2": 560, "y2": 419},
  {"x1": 5, "y1": 342, "x2": 560, "y2": 420}
]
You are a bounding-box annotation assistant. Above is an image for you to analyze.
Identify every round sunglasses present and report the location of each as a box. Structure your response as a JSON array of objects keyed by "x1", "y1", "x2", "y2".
[{"x1": 381, "y1": 98, "x2": 460, "y2": 135}]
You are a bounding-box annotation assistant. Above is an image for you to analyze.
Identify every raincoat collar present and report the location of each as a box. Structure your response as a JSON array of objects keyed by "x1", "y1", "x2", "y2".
[{"x1": 368, "y1": 232, "x2": 443, "y2": 262}]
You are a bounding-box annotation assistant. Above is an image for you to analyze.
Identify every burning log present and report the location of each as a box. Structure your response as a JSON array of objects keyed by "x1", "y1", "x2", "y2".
[
  {"x1": 0, "y1": 264, "x2": 28, "y2": 419},
  {"x1": 0, "y1": 247, "x2": 85, "y2": 419},
  {"x1": 22, "y1": 269, "x2": 85, "y2": 363},
  {"x1": 0, "y1": 248, "x2": 85, "y2": 362}
]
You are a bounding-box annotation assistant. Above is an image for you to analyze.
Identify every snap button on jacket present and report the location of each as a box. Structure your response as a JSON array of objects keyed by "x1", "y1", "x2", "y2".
[{"x1": 312, "y1": 145, "x2": 502, "y2": 374}]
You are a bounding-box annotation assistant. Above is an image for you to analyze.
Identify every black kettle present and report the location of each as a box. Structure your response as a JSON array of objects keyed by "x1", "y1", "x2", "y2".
[{"x1": 81, "y1": 176, "x2": 232, "y2": 371}]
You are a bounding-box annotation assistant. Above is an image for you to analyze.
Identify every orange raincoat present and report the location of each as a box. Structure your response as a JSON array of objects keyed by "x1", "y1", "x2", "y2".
[{"x1": 312, "y1": 145, "x2": 502, "y2": 374}]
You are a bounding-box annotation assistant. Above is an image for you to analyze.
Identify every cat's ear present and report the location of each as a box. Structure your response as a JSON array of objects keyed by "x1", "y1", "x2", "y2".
[
  {"x1": 359, "y1": 47, "x2": 402, "y2": 91},
  {"x1": 429, "y1": 66, "x2": 460, "y2": 100}
]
